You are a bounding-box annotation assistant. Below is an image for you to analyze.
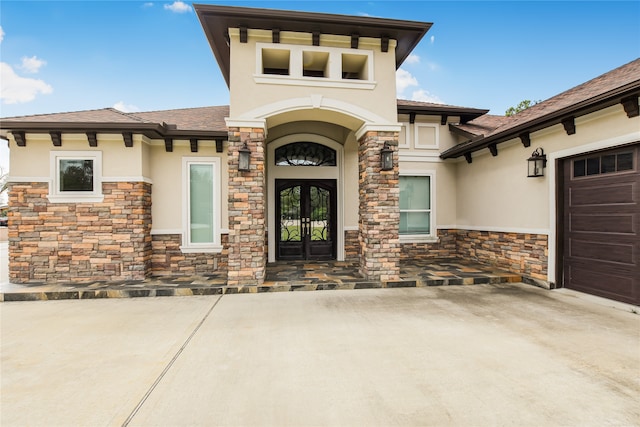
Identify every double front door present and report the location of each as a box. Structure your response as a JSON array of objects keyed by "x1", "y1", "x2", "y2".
[{"x1": 276, "y1": 179, "x2": 337, "y2": 260}]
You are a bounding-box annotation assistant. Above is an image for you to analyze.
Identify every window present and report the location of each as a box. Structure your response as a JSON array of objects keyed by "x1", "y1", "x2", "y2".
[
  {"x1": 182, "y1": 158, "x2": 222, "y2": 253},
  {"x1": 274, "y1": 142, "x2": 336, "y2": 166},
  {"x1": 399, "y1": 175, "x2": 432, "y2": 236},
  {"x1": 48, "y1": 151, "x2": 103, "y2": 203},
  {"x1": 255, "y1": 42, "x2": 376, "y2": 90},
  {"x1": 573, "y1": 151, "x2": 635, "y2": 178}
]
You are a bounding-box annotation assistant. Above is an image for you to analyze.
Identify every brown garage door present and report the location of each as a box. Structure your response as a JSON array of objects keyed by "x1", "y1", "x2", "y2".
[{"x1": 563, "y1": 144, "x2": 639, "y2": 305}]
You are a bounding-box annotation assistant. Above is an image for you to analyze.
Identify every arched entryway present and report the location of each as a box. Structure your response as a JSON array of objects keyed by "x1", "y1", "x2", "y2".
[{"x1": 267, "y1": 135, "x2": 344, "y2": 263}]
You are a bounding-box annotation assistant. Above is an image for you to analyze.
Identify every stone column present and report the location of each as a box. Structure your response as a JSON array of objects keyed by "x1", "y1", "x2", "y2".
[
  {"x1": 227, "y1": 126, "x2": 266, "y2": 286},
  {"x1": 358, "y1": 130, "x2": 400, "y2": 281}
]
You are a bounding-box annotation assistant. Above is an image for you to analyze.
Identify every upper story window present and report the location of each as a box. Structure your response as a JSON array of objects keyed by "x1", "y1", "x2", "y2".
[
  {"x1": 274, "y1": 142, "x2": 336, "y2": 166},
  {"x1": 48, "y1": 151, "x2": 104, "y2": 203},
  {"x1": 256, "y1": 43, "x2": 375, "y2": 90}
]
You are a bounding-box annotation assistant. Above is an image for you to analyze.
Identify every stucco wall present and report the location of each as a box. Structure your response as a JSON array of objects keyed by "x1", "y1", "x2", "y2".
[
  {"x1": 148, "y1": 141, "x2": 228, "y2": 233},
  {"x1": 455, "y1": 104, "x2": 639, "y2": 232},
  {"x1": 228, "y1": 30, "x2": 399, "y2": 124},
  {"x1": 9, "y1": 133, "x2": 145, "y2": 180}
]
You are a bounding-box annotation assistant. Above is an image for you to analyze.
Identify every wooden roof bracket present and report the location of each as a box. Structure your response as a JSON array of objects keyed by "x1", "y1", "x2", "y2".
[
  {"x1": 519, "y1": 132, "x2": 531, "y2": 148},
  {"x1": 123, "y1": 132, "x2": 133, "y2": 147},
  {"x1": 440, "y1": 114, "x2": 448, "y2": 126},
  {"x1": 312, "y1": 32, "x2": 320, "y2": 46},
  {"x1": 621, "y1": 95, "x2": 639, "y2": 118},
  {"x1": 351, "y1": 34, "x2": 359, "y2": 49},
  {"x1": 164, "y1": 138, "x2": 173, "y2": 153},
  {"x1": 239, "y1": 26, "x2": 248, "y2": 43},
  {"x1": 381, "y1": 36, "x2": 389, "y2": 53},
  {"x1": 87, "y1": 132, "x2": 98, "y2": 147},
  {"x1": 50, "y1": 131, "x2": 62, "y2": 147},
  {"x1": 13, "y1": 131, "x2": 26, "y2": 147},
  {"x1": 489, "y1": 144, "x2": 498, "y2": 157},
  {"x1": 561, "y1": 117, "x2": 576, "y2": 135},
  {"x1": 215, "y1": 139, "x2": 224, "y2": 153},
  {"x1": 190, "y1": 138, "x2": 198, "y2": 153},
  {"x1": 409, "y1": 112, "x2": 416, "y2": 124},
  {"x1": 272, "y1": 29, "x2": 280, "y2": 44},
  {"x1": 464, "y1": 152, "x2": 472, "y2": 164}
]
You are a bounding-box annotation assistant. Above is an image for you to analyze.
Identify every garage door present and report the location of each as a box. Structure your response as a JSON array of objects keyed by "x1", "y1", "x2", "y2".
[{"x1": 563, "y1": 144, "x2": 639, "y2": 305}]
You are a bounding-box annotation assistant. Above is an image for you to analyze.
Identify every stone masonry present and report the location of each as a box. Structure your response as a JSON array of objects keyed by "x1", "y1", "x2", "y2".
[
  {"x1": 398, "y1": 229, "x2": 548, "y2": 280},
  {"x1": 8, "y1": 181, "x2": 152, "y2": 283},
  {"x1": 226, "y1": 127, "x2": 266, "y2": 286},
  {"x1": 151, "y1": 233, "x2": 228, "y2": 276},
  {"x1": 357, "y1": 131, "x2": 400, "y2": 281}
]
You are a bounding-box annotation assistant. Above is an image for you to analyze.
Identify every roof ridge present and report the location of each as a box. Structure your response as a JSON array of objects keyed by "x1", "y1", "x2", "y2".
[
  {"x1": 133, "y1": 105, "x2": 229, "y2": 114},
  {"x1": 0, "y1": 107, "x2": 119, "y2": 121},
  {"x1": 107, "y1": 107, "x2": 152, "y2": 123}
]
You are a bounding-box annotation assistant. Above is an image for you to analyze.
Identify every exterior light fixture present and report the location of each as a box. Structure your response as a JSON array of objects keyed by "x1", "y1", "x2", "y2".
[
  {"x1": 527, "y1": 147, "x2": 547, "y2": 177},
  {"x1": 381, "y1": 142, "x2": 394, "y2": 171},
  {"x1": 238, "y1": 141, "x2": 251, "y2": 171}
]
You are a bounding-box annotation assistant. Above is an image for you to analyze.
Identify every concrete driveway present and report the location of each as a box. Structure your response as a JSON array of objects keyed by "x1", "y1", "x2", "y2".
[{"x1": 2, "y1": 284, "x2": 639, "y2": 426}]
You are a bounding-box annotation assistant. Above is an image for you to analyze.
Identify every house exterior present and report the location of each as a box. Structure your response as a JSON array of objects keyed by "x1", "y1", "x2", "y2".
[{"x1": 1, "y1": 5, "x2": 638, "y2": 304}]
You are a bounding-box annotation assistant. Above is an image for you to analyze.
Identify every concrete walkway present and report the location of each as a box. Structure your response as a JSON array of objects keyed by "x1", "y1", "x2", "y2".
[{"x1": 2, "y1": 283, "x2": 638, "y2": 426}]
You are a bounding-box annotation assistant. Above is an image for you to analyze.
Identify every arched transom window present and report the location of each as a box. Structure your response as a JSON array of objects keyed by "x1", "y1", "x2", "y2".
[{"x1": 274, "y1": 142, "x2": 337, "y2": 166}]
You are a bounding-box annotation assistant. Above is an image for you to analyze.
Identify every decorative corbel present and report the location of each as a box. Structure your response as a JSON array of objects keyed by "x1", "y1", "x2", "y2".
[
  {"x1": 164, "y1": 138, "x2": 173, "y2": 153},
  {"x1": 409, "y1": 112, "x2": 416, "y2": 124},
  {"x1": 440, "y1": 114, "x2": 448, "y2": 126},
  {"x1": 519, "y1": 132, "x2": 531, "y2": 148},
  {"x1": 215, "y1": 139, "x2": 224, "y2": 153},
  {"x1": 351, "y1": 34, "x2": 359, "y2": 49},
  {"x1": 381, "y1": 36, "x2": 389, "y2": 53},
  {"x1": 50, "y1": 131, "x2": 62, "y2": 147},
  {"x1": 561, "y1": 117, "x2": 576, "y2": 135},
  {"x1": 239, "y1": 26, "x2": 248, "y2": 43},
  {"x1": 312, "y1": 32, "x2": 320, "y2": 46},
  {"x1": 464, "y1": 152, "x2": 472, "y2": 164},
  {"x1": 489, "y1": 144, "x2": 498, "y2": 157},
  {"x1": 272, "y1": 28, "x2": 280, "y2": 44},
  {"x1": 13, "y1": 131, "x2": 26, "y2": 147},
  {"x1": 123, "y1": 132, "x2": 133, "y2": 147},
  {"x1": 621, "y1": 95, "x2": 639, "y2": 118},
  {"x1": 87, "y1": 132, "x2": 98, "y2": 147},
  {"x1": 190, "y1": 138, "x2": 198, "y2": 153}
]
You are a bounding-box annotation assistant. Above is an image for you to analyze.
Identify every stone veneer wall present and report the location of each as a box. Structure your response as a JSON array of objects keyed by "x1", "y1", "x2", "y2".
[
  {"x1": 397, "y1": 229, "x2": 548, "y2": 280},
  {"x1": 358, "y1": 131, "x2": 400, "y2": 281},
  {"x1": 226, "y1": 127, "x2": 266, "y2": 286},
  {"x1": 400, "y1": 229, "x2": 457, "y2": 259},
  {"x1": 455, "y1": 230, "x2": 548, "y2": 280},
  {"x1": 344, "y1": 230, "x2": 359, "y2": 261},
  {"x1": 151, "y1": 234, "x2": 229, "y2": 276},
  {"x1": 8, "y1": 181, "x2": 152, "y2": 283}
]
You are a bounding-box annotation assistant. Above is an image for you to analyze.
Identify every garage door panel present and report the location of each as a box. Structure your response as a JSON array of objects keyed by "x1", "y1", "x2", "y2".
[
  {"x1": 566, "y1": 264, "x2": 636, "y2": 304},
  {"x1": 569, "y1": 213, "x2": 635, "y2": 234},
  {"x1": 569, "y1": 182, "x2": 635, "y2": 206},
  {"x1": 563, "y1": 144, "x2": 639, "y2": 305},
  {"x1": 569, "y1": 239, "x2": 634, "y2": 265}
]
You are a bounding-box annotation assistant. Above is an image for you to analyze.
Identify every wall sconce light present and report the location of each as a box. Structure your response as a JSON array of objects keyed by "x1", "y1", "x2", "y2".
[
  {"x1": 527, "y1": 147, "x2": 547, "y2": 177},
  {"x1": 381, "y1": 142, "x2": 394, "y2": 171},
  {"x1": 238, "y1": 141, "x2": 251, "y2": 171}
]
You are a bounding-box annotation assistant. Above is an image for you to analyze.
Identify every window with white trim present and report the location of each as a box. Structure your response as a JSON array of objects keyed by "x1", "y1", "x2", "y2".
[
  {"x1": 181, "y1": 157, "x2": 222, "y2": 253},
  {"x1": 399, "y1": 175, "x2": 432, "y2": 236},
  {"x1": 48, "y1": 151, "x2": 103, "y2": 203}
]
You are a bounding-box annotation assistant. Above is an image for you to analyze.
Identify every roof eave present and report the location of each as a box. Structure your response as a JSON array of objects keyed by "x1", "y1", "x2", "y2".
[
  {"x1": 0, "y1": 122, "x2": 228, "y2": 140},
  {"x1": 194, "y1": 4, "x2": 432, "y2": 88},
  {"x1": 441, "y1": 82, "x2": 640, "y2": 160}
]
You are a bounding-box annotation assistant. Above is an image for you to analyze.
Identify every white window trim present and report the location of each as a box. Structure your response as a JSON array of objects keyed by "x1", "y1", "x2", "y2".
[
  {"x1": 398, "y1": 122, "x2": 410, "y2": 149},
  {"x1": 414, "y1": 123, "x2": 440, "y2": 149},
  {"x1": 180, "y1": 157, "x2": 223, "y2": 254},
  {"x1": 399, "y1": 171, "x2": 436, "y2": 242},
  {"x1": 48, "y1": 151, "x2": 104, "y2": 203}
]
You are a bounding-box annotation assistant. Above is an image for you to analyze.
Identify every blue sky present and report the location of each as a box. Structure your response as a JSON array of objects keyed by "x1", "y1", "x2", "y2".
[{"x1": 0, "y1": 0, "x2": 639, "y2": 175}]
